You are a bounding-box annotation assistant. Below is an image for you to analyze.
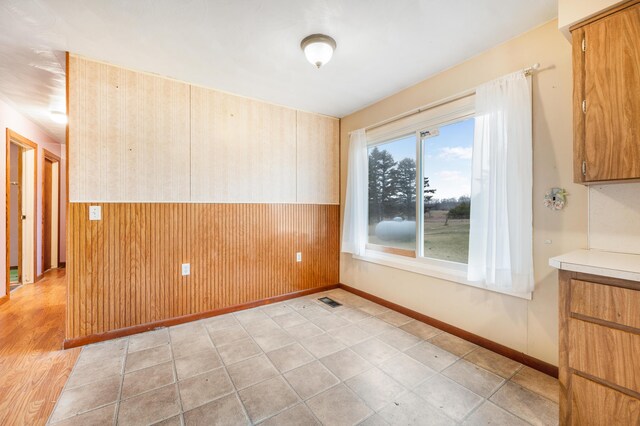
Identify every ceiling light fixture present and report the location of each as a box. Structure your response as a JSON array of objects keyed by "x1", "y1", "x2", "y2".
[
  {"x1": 301, "y1": 34, "x2": 336, "y2": 69},
  {"x1": 50, "y1": 111, "x2": 67, "y2": 124}
]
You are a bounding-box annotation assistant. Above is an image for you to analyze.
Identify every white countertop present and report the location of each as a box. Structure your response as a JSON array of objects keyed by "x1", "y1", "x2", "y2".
[{"x1": 549, "y1": 249, "x2": 640, "y2": 282}]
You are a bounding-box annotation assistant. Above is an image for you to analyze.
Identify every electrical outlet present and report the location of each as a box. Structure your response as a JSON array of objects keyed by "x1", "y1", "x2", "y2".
[
  {"x1": 181, "y1": 263, "x2": 190, "y2": 276},
  {"x1": 89, "y1": 206, "x2": 101, "y2": 221},
  {"x1": 296, "y1": 252, "x2": 302, "y2": 262}
]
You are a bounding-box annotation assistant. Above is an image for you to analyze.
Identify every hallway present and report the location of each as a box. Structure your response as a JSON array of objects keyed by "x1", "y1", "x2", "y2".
[{"x1": 0, "y1": 269, "x2": 79, "y2": 425}]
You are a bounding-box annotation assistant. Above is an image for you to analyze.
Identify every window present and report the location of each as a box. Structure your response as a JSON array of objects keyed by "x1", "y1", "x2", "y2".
[
  {"x1": 366, "y1": 96, "x2": 474, "y2": 264},
  {"x1": 422, "y1": 118, "x2": 473, "y2": 263},
  {"x1": 367, "y1": 134, "x2": 416, "y2": 254}
]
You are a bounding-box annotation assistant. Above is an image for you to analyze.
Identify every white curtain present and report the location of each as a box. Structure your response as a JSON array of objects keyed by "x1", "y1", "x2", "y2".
[
  {"x1": 341, "y1": 129, "x2": 368, "y2": 256},
  {"x1": 467, "y1": 72, "x2": 534, "y2": 294}
]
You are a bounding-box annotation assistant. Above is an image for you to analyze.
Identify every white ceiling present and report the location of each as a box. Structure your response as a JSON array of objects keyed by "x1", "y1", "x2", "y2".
[{"x1": 0, "y1": 0, "x2": 557, "y2": 143}]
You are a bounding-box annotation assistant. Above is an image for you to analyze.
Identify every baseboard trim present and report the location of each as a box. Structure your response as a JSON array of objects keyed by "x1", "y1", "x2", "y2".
[
  {"x1": 338, "y1": 283, "x2": 559, "y2": 378},
  {"x1": 63, "y1": 284, "x2": 339, "y2": 349},
  {"x1": 58, "y1": 262, "x2": 66, "y2": 269}
]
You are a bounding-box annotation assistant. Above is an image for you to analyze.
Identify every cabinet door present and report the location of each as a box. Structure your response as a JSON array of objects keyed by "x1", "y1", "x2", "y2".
[
  {"x1": 568, "y1": 318, "x2": 640, "y2": 394},
  {"x1": 571, "y1": 375, "x2": 640, "y2": 426},
  {"x1": 583, "y1": 4, "x2": 640, "y2": 181}
]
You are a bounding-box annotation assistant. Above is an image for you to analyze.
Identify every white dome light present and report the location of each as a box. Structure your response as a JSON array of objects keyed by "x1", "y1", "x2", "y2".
[{"x1": 301, "y1": 34, "x2": 336, "y2": 69}]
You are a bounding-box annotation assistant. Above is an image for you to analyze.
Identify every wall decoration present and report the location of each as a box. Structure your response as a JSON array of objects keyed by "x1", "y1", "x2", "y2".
[{"x1": 544, "y1": 187, "x2": 567, "y2": 210}]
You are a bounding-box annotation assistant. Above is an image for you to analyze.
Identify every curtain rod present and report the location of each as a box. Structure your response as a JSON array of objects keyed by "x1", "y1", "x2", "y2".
[{"x1": 349, "y1": 63, "x2": 540, "y2": 135}]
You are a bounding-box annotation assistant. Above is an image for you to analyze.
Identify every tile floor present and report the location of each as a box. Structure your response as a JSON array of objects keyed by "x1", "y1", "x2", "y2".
[{"x1": 49, "y1": 289, "x2": 559, "y2": 425}]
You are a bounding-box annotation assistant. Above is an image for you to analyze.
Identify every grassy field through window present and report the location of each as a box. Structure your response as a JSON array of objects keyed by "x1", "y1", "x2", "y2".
[{"x1": 424, "y1": 210, "x2": 469, "y2": 264}]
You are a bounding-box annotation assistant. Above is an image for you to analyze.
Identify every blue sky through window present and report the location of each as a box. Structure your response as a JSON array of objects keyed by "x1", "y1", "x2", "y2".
[{"x1": 377, "y1": 118, "x2": 474, "y2": 200}]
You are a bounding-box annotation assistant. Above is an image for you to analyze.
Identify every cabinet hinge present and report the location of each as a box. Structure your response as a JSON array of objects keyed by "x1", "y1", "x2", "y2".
[
  {"x1": 581, "y1": 38, "x2": 586, "y2": 52},
  {"x1": 582, "y1": 100, "x2": 587, "y2": 114},
  {"x1": 582, "y1": 161, "x2": 587, "y2": 176}
]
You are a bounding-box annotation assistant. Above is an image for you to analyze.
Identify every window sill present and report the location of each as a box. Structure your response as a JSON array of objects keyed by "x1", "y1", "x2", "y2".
[{"x1": 352, "y1": 250, "x2": 532, "y2": 300}]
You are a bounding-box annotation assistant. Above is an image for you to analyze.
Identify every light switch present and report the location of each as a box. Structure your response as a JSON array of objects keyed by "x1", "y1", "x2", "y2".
[
  {"x1": 89, "y1": 206, "x2": 101, "y2": 221},
  {"x1": 181, "y1": 263, "x2": 190, "y2": 276},
  {"x1": 296, "y1": 252, "x2": 302, "y2": 262}
]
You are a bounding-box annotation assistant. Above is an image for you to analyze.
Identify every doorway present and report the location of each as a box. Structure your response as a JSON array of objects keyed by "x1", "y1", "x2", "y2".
[
  {"x1": 5, "y1": 130, "x2": 37, "y2": 297},
  {"x1": 42, "y1": 150, "x2": 60, "y2": 272}
]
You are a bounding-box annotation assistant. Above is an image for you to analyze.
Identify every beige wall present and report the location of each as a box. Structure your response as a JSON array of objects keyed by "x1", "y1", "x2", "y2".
[
  {"x1": 558, "y1": 0, "x2": 625, "y2": 37},
  {"x1": 589, "y1": 183, "x2": 640, "y2": 254},
  {"x1": 339, "y1": 20, "x2": 587, "y2": 366}
]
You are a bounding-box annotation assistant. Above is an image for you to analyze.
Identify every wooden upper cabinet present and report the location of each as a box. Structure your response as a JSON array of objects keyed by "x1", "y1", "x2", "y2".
[{"x1": 573, "y1": 2, "x2": 640, "y2": 183}]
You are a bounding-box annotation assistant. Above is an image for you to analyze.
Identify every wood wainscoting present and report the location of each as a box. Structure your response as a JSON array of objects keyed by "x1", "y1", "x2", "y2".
[{"x1": 66, "y1": 203, "x2": 339, "y2": 343}]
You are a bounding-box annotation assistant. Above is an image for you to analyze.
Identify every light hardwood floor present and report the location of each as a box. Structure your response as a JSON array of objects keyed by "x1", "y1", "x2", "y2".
[{"x1": 0, "y1": 269, "x2": 80, "y2": 425}]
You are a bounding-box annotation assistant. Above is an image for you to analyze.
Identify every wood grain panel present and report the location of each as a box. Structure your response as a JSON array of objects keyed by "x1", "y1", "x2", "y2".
[
  {"x1": 558, "y1": 270, "x2": 572, "y2": 424},
  {"x1": 68, "y1": 55, "x2": 190, "y2": 201},
  {"x1": 66, "y1": 203, "x2": 339, "y2": 339},
  {"x1": 571, "y1": 375, "x2": 640, "y2": 426},
  {"x1": 296, "y1": 111, "x2": 339, "y2": 204},
  {"x1": 571, "y1": 279, "x2": 640, "y2": 329},
  {"x1": 583, "y1": 3, "x2": 640, "y2": 181},
  {"x1": 69, "y1": 55, "x2": 339, "y2": 204},
  {"x1": 568, "y1": 318, "x2": 640, "y2": 394},
  {"x1": 572, "y1": 27, "x2": 586, "y2": 184},
  {"x1": 190, "y1": 86, "x2": 297, "y2": 202}
]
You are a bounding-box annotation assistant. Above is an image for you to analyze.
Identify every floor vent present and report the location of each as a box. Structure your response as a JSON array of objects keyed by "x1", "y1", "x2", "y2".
[{"x1": 318, "y1": 297, "x2": 342, "y2": 308}]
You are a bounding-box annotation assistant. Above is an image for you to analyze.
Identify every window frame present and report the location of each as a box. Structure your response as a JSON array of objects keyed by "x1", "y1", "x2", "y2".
[
  {"x1": 365, "y1": 95, "x2": 475, "y2": 262},
  {"x1": 416, "y1": 112, "x2": 475, "y2": 260},
  {"x1": 366, "y1": 131, "x2": 419, "y2": 258},
  {"x1": 359, "y1": 94, "x2": 532, "y2": 300}
]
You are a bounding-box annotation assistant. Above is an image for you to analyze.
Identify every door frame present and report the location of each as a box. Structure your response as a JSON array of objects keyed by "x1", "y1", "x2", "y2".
[
  {"x1": 42, "y1": 149, "x2": 61, "y2": 272},
  {"x1": 16, "y1": 147, "x2": 23, "y2": 283},
  {"x1": 5, "y1": 129, "x2": 37, "y2": 298}
]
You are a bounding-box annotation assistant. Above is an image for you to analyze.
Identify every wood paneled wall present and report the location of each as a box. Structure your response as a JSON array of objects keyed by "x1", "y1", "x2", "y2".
[
  {"x1": 68, "y1": 55, "x2": 191, "y2": 201},
  {"x1": 296, "y1": 111, "x2": 340, "y2": 204},
  {"x1": 67, "y1": 55, "x2": 341, "y2": 341},
  {"x1": 190, "y1": 87, "x2": 297, "y2": 202},
  {"x1": 68, "y1": 54, "x2": 339, "y2": 204},
  {"x1": 66, "y1": 203, "x2": 339, "y2": 339}
]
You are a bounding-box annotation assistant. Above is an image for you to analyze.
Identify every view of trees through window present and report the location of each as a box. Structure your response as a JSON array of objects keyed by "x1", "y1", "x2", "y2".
[
  {"x1": 368, "y1": 135, "x2": 417, "y2": 251},
  {"x1": 367, "y1": 117, "x2": 474, "y2": 263}
]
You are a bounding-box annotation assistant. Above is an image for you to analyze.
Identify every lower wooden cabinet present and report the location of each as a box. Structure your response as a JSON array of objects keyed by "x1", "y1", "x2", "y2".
[
  {"x1": 559, "y1": 271, "x2": 640, "y2": 425},
  {"x1": 571, "y1": 375, "x2": 640, "y2": 425}
]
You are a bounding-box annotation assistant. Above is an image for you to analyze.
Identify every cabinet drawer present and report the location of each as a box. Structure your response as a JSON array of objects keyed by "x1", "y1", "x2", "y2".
[
  {"x1": 569, "y1": 319, "x2": 640, "y2": 393},
  {"x1": 571, "y1": 374, "x2": 640, "y2": 426},
  {"x1": 571, "y1": 280, "x2": 640, "y2": 329}
]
